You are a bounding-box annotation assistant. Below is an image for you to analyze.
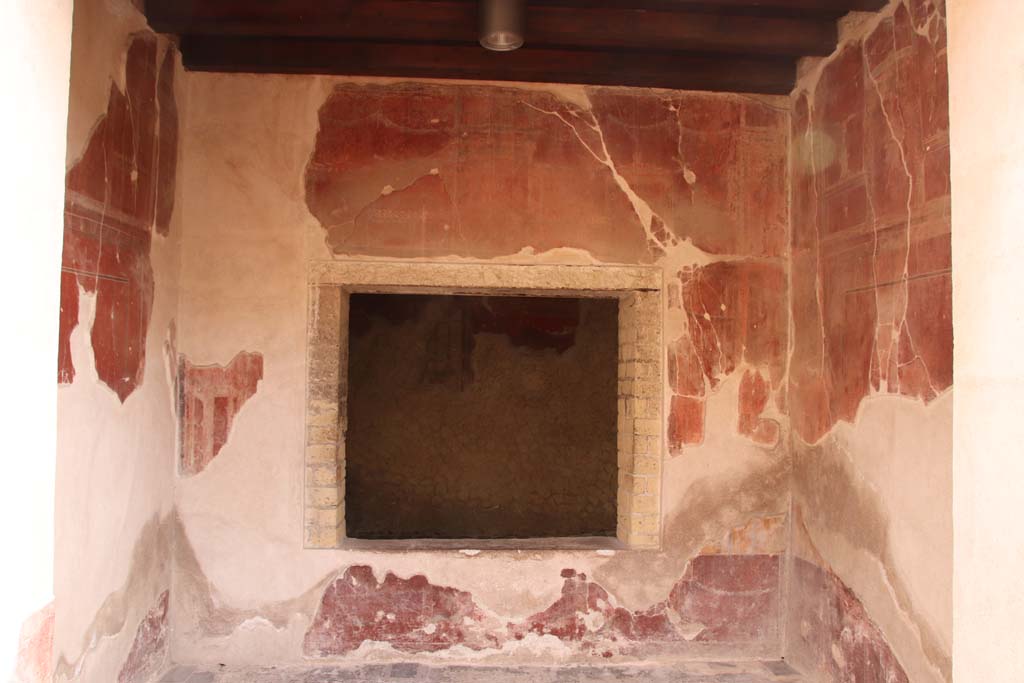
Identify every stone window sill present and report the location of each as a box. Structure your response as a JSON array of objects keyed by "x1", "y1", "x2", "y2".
[{"x1": 335, "y1": 536, "x2": 627, "y2": 553}]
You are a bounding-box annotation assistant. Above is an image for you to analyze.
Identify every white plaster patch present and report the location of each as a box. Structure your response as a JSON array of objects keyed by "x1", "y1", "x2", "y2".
[
  {"x1": 675, "y1": 621, "x2": 707, "y2": 641},
  {"x1": 237, "y1": 616, "x2": 281, "y2": 633},
  {"x1": 831, "y1": 642, "x2": 847, "y2": 669},
  {"x1": 580, "y1": 609, "x2": 605, "y2": 632}
]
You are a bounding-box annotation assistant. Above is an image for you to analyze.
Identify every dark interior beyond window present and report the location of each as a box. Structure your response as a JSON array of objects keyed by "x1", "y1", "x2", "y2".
[{"x1": 345, "y1": 293, "x2": 618, "y2": 540}]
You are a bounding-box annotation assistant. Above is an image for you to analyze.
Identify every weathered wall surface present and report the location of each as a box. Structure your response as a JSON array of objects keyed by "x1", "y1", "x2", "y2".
[
  {"x1": 53, "y1": 0, "x2": 182, "y2": 680},
  {"x1": 172, "y1": 73, "x2": 791, "y2": 664},
  {"x1": 786, "y1": 1, "x2": 952, "y2": 682}
]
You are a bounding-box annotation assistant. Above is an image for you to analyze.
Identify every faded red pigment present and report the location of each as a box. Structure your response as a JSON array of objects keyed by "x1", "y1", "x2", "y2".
[
  {"x1": 514, "y1": 556, "x2": 779, "y2": 649},
  {"x1": 668, "y1": 261, "x2": 788, "y2": 452},
  {"x1": 788, "y1": 559, "x2": 909, "y2": 682},
  {"x1": 303, "y1": 566, "x2": 501, "y2": 656},
  {"x1": 118, "y1": 591, "x2": 170, "y2": 683},
  {"x1": 304, "y1": 84, "x2": 786, "y2": 264},
  {"x1": 304, "y1": 84, "x2": 789, "y2": 454},
  {"x1": 59, "y1": 34, "x2": 178, "y2": 400},
  {"x1": 789, "y1": 0, "x2": 951, "y2": 443},
  {"x1": 738, "y1": 370, "x2": 780, "y2": 447},
  {"x1": 178, "y1": 352, "x2": 264, "y2": 476},
  {"x1": 304, "y1": 555, "x2": 779, "y2": 657}
]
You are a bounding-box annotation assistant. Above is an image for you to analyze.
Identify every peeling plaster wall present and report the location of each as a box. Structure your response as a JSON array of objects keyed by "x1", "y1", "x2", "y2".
[
  {"x1": 172, "y1": 72, "x2": 793, "y2": 665},
  {"x1": 53, "y1": 0, "x2": 183, "y2": 680},
  {"x1": 785, "y1": 1, "x2": 953, "y2": 682}
]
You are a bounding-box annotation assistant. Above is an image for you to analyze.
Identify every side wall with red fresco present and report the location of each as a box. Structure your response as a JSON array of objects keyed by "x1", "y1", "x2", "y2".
[
  {"x1": 785, "y1": 1, "x2": 952, "y2": 682},
  {"x1": 170, "y1": 75, "x2": 793, "y2": 664},
  {"x1": 52, "y1": 0, "x2": 182, "y2": 680}
]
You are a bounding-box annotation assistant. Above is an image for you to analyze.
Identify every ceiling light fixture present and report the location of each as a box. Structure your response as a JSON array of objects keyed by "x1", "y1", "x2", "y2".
[{"x1": 479, "y1": 0, "x2": 524, "y2": 52}]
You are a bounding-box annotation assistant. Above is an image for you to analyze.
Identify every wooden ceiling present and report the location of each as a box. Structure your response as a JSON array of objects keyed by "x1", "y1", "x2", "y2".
[{"x1": 146, "y1": 0, "x2": 887, "y2": 95}]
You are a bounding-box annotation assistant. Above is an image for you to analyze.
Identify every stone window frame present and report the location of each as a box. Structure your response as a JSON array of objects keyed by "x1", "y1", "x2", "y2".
[{"x1": 304, "y1": 260, "x2": 663, "y2": 550}]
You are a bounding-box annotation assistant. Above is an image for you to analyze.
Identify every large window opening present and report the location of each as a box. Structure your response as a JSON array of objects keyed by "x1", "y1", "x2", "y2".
[
  {"x1": 344, "y1": 293, "x2": 618, "y2": 540},
  {"x1": 303, "y1": 261, "x2": 663, "y2": 550}
]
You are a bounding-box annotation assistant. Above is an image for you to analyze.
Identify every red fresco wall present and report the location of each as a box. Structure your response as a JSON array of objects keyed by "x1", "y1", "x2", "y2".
[
  {"x1": 789, "y1": 0, "x2": 952, "y2": 444},
  {"x1": 59, "y1": 2, "x2": 949, "y2": 670},
  {"x1": 293, "y1": 82, "x2": 792, "y2": 658},
  {"x1": 786, "y1": 0, "x2": 950, "y2": 681},
  {"x1": 178, "y1": 352, "x2": 264, "y2": 476},
  {"x1": 59, "y1": 33, "x2": 178, "y2": 401},
  {"x1": 305, "y1": 557, "x2": 781, "y2": 658},
  {"x1": 306, "y1": 82, "x2": 790, "y2": 456},
  {"x1": 56, "y1": 5, "x2": 952, "y2": 670}
]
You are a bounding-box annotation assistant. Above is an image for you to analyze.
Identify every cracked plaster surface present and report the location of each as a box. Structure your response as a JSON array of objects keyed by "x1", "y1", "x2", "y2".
[
  {"x1": 59, "y1": 32, "x2": 179, "y2": 401},
  {"x1": 789, "y1": 0, "x2": 951, "y2": 444},
  {"x1": 786, "y1": 1, "x2": 953, "y2": 683},
  {"x1": 304, "y1": 83, "x2": 790, "y2": 455}
]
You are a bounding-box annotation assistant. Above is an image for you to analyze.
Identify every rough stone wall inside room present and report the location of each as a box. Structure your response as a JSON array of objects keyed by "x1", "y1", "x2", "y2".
[
  {"x1": 345, "y1": 294, "x2": 618, "y2": 540},
  {"x1": 786, "y1": 0, "x2": 952, "y2": 682},
  {"x1": 52, "y1": 0, "x2": 182, "y2": 680},
  {"x1": 172, "y1": 72, "x2": 792, "y2": 666}
]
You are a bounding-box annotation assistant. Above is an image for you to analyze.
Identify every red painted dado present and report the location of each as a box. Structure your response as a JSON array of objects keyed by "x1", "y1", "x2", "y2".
[
  {"x1": 304, "y1": 555, "x2": 780, "y2": 657},
  {"x1": 789, "y1": 0, "x2": 951, "y2": 443},
  {"x1": 789, "y1": 558, "x2": 909, "y2": 683},
  {"x1": 303, "y1": 566, "x2": 500, "y2": 656},
  {"x1": 668, "y1": 261, "x2": 787, "y2": 452},
  {"x1": 515, "y1": 555, "x2": 779, "y2": 651},
  {"x1": 118, "y1": 591, "x2": 170, "y2": 683},
  {"x1": 178, "y1": 352, "x2": 264, "y2": 476},
  {"x1": 58, "y1": 33, "x2": 178, "y2": 400},
  {"x1": 304, "y1": 83, "x2": 787, "y2": 263}
]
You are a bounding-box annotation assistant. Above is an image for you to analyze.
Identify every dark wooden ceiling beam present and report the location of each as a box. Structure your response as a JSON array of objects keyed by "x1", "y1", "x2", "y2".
[
  {"x1": 179, "y1": 36, "x2": 798, "y2": 94},
  {"x1": 523, "y1": 0, "x2": 888, "y2": 14},
  {"x1": 149, "y1": 0, "x2": 837, "y2": 57}
]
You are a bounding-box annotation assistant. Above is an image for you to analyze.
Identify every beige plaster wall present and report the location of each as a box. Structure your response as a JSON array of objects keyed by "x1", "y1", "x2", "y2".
[
  {"x1": 788, "y1": 395, "x2": 952, "y2": 683},
  {"x1": 52, "y1": 0, "x2": 184, "y2": 680},
  {"x1": 948, "y1": 1, "x2": 1024, "y2": 681},
  {"x1": 1, "y1": 0, "x2": 72, "y2": 678},
  {"x1": 171, "y1": 71, "x2": 791, "y2": 664}
]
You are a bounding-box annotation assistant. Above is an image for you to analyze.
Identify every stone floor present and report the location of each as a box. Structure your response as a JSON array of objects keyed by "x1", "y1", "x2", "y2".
[{"x1": 159, "y1": 660, "x2": 805, "y2": 683}]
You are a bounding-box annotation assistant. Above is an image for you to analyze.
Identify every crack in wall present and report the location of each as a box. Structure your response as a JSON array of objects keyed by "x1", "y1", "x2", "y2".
[{"x1": 517, "y1": 99, "x2": 671, "y2": 255}]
